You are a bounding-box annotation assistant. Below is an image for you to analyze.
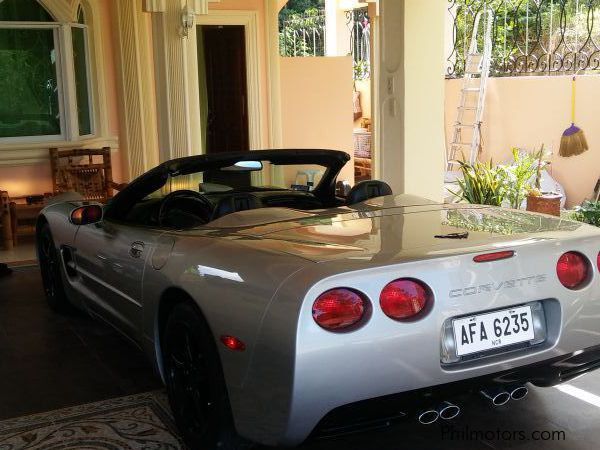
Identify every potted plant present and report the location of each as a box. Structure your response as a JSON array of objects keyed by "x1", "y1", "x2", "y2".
[
  {"x1": 501, "y1": 148, "x2": 538, "y2": 210},
  {"x1": 448, "y1": 157, "x2": 506, "y2": 206},
  {"x1": 526, "y1": 145, "x2": 562, "y2": 216}
]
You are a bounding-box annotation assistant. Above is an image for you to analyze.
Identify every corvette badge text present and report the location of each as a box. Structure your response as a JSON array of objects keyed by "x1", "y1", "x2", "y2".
[{"x1": 449, "y1": 275, "x2": 547, "y2": 298}]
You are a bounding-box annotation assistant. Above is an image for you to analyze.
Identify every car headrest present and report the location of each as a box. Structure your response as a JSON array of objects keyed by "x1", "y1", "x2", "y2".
[
  {"x1": 347, "y1": 180, "x2": 393, "y2": 205},
  {"x1": 210, "y1": 193, "x2": 262, "y2": 221}
]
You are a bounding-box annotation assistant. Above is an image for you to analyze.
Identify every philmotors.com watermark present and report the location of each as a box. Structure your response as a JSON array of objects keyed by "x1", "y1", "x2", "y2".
[{"x1": 440, "y1": 424, "x2": 566, "y2": 442}]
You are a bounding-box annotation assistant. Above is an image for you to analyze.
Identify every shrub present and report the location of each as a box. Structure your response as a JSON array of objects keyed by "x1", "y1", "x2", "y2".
[
  {"x1": 573, "y1": 200, "x2": 600, "y2": 227},
  {"x1": 448, "y1": 158, "x2": 506, "y2": 206}
]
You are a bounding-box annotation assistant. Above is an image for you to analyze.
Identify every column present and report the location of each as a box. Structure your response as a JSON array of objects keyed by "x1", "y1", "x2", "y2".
[
  {"x1": 113, "y1": 0, "x2": 160, "y2": 179},
  {"x1": 375, "y1": 0, "x2": 445, "y2": 201},
  {"x1": 145, "y1": 0, "x2": 204, "y2": 162}
]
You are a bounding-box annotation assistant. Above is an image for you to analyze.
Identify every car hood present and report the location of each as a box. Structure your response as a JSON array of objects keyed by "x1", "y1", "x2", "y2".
[{"x1": 196, "y1": 195, "x2": 592, "y2": 263}]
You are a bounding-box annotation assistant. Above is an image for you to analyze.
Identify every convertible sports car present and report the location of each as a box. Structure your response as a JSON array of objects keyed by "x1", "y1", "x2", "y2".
[{"x1": 37, "y1": 149, "x2": 600, "y2": 449}]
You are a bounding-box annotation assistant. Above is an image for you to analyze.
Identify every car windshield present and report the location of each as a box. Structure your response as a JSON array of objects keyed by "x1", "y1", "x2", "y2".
[{"x1": 150, "y1": 162, "x2": 329, "y2": 198}]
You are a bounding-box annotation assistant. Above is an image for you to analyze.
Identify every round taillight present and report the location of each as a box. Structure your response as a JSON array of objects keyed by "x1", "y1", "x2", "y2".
[
  {"x1": 380, "y1": 278, "x2": 431, "y2": 320},
  {"x1": 557, "y1": 252, "x2": 589, "y2": 290},
  {"x1": 312, "y1": 288, "x2": 366, "y2": 330}
]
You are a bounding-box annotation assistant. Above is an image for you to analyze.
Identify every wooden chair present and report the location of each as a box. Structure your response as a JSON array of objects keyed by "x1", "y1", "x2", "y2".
[
  {"x1": 49, "y1": 147, "x2": 122, "y2": 203},
  {"x1": 0, "y1": 191, "x2": 17, "y2": 250}
]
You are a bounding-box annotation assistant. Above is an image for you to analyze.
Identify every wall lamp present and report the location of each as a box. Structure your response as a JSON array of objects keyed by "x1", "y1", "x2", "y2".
[{"x1": 181, "y1": 5, "x2": 195, "y2": 38}]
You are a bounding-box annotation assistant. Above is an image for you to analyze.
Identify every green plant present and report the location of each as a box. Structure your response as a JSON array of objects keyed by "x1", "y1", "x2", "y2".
[
  {"x1": 278, "y1": 7, "x2": 325, "y2": 57},
  {"x1": 501, "y1": 148, "x2": 537, "y2": 209},
  {"x1": 531, "y1": 143, "x2": 552, "y2": 193},
  {"x1": 449, "y1": 158, "x2": 506, "y2": 206},
  {"x1": 572, "y1": 200, "x2": 600, "y2": 227},
  {"x1": 353, "y1": 60, "x2": 370, "y2": 80}
]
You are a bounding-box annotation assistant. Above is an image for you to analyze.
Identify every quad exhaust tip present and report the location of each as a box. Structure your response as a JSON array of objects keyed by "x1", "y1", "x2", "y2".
[
  {"x1": 509, "y1": 385, "x2": 529, "y2": 401},
  {"x1": 418, "y1": 401, "x2": 461, "y2": 424},
  {"x1": 417, "y1": 409, "x2": 439, "y2": 425},
  {"x1": 438, "y1": 401, "x2": 461, "y2": 420},
  {"x1": 480, "y1": 387, "x2": 511, "y2": 406}
]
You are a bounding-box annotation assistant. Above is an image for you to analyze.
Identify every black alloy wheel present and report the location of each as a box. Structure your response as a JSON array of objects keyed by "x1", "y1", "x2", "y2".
[
  {"x1": 162, "y1": 302, "x2": 251, "y2": 450},
  {"x1": 37, "y1": 223, "x2": 70, "y2": 312}
]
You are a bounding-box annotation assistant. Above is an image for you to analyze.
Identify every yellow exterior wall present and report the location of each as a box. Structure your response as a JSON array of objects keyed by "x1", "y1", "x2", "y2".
[
  {"x1": 445, "y1": 75, "x2": 600, "y2": 207},
  {"x1": 402, "y1": 0, "x2": 445, "y2": 201},
  {"x1": 279, "y1": 56, "x2": 355, "y2": 184}
]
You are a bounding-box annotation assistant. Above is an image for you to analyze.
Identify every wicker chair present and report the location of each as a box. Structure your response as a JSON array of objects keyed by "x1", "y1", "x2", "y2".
[
  {"x1": 49, "y1": 147, "x2": 122, "y2": 203},
  {"x1": 0, "y1": 191, "x2": 17, "y2": 250}
]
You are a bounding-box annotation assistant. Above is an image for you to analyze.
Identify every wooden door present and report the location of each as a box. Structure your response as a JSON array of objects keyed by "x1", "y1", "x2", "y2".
[{"x1": 202, "y1": 25, "x2": 249, "y2": 155}]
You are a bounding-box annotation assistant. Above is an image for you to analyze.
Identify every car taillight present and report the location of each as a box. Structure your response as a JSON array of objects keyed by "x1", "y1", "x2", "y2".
[
  {"x1": 312, "y1": 288, "x2": 366, "y2": 330},
  {"x1": 597, "y1": 251, "x2": 600, "y2": 272},
  {"x1": 557, "y1": 252, "x2": 589, "y2": 290},
  {"x1": 473, "y1": 250, "x2": 515, "y2": 263},
  {"x1": 380, "y1": 278, "x2": 431, "y2": 320}
]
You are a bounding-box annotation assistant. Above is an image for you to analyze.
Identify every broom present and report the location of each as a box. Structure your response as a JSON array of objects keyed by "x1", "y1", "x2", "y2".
[{"x1": 559, "y1": 75, "x2": 589, "y2": 157}]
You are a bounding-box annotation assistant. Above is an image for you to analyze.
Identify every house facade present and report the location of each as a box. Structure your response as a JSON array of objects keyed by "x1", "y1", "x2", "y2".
[{"x1": 0, "y1": 0, "x2": 446, "y2": 203}]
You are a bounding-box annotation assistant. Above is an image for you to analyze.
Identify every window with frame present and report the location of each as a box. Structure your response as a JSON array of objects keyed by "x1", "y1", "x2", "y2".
[{"x1": 0, "y1": 0, "x2": 94, "y2": 141}]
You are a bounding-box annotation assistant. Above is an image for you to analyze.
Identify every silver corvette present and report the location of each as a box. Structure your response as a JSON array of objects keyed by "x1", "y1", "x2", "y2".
[{"x1": 37, "y1": 149, "x2": 600, "y2": 449}]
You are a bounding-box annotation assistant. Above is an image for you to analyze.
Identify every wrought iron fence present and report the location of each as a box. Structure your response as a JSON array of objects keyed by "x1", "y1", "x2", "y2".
[
  {"x1": 347, "y1": 8, "x2": 371, "y2": 79},
  {"x1": 447, "y1": 0, "x2": 600, "y2": 77},
  {"x1": 279, "y1": 10, "x2": 326, "y2": 57}
]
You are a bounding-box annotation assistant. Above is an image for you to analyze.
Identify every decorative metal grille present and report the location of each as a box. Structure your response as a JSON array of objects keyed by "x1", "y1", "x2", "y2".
[
  {"x1": 447, "y1": 0, "x2": 600, "y2": 77},
  {"x1": 347, "y1": 8, "x2": 371, "y2": 79},
  {"x1": 279, "y1": 10, "x2": 326, "y2": 57}
]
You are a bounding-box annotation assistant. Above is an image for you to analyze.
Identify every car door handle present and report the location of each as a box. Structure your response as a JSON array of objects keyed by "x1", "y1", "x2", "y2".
[{"x1": 129, "y1": 242, "x2": 145, "y2": 259}]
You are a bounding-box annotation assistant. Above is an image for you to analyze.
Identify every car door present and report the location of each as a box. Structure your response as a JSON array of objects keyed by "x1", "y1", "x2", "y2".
[{"x1": 73, "y1": 219, "x2": 161, "y2": 340}]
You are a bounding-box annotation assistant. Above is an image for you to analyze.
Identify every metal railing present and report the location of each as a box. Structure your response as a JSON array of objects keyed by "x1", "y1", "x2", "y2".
[
  {"x1": 347, "y1": 8, "x2": 371, "y2": 79},
  {"x1": 447, "y1": 0, "x2": 600, "y2": 77},
  {"x1": 279, "y1": 10, "x2": 326, "y2": 57}
]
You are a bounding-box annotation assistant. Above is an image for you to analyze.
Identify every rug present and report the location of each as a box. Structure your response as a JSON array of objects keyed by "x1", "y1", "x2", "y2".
[{"x1": 0, "y1": 391, "x2": 185, "y2": 449}]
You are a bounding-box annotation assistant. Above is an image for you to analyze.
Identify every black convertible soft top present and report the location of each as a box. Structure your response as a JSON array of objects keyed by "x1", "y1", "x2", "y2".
[
  {"x1": 162, "y1": 149, "x2": 350, "y2": 176},
  {"x1": 105, "y1": 149, "x2": 350, "y2": 220}
]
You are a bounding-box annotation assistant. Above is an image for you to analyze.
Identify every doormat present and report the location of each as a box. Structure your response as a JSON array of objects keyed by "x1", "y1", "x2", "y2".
[{"x1": 0, "y1": 391, "x2": 184, "y2": 449}]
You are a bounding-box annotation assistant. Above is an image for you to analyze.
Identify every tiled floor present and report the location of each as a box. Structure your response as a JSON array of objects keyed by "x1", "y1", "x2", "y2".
[
  {"x1": 1, "y1": 267, "x2": 600, "y2": 449},
  {"x1": 0, "y1": 266, "x2": 162, "y2": 420},
  {"x1": 0, "y1": 237, "x2": 37, "y2": 265}
]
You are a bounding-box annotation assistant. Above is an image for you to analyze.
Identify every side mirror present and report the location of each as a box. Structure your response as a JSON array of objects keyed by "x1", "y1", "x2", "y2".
[
  {"x1": 336, "y1": 180, "x2": 351, "y2": 198},
  {"x1": 70, "y1": 204, "x2": 103, "y2": 225}
]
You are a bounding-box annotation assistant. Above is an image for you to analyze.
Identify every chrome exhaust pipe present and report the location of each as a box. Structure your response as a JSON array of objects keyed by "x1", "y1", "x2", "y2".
[
  {"x1": 509, "y1": 384, "x2": 528, "y2": 401},
  {"x1": 480, "y1": 387, "x2": 511, "y2": 406},
  {"x1": 437, "y1": 401, "x2": 461, "y2": 420},
  {"x1": 417, "y1": 408, "x2": 439, "y2": 425}
]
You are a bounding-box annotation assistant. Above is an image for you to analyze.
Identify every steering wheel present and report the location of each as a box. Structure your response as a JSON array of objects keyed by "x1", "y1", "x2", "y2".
[{"x1": 158, "y1": 190, "x2": 214, "y2": 228}]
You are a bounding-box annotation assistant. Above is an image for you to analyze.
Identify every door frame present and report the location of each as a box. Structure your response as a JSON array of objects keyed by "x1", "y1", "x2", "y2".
[{"x1": 196, "y1": 11, "x2": 263, "y2": 152}]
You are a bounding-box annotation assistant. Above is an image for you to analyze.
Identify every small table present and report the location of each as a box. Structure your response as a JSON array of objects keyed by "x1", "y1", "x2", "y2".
[
  {"x1": 1, "y1": 191, "x2": 15, "y2": 250},
  {"x1": 13, "y1": 197, "x2": 48, "y2": 239}
]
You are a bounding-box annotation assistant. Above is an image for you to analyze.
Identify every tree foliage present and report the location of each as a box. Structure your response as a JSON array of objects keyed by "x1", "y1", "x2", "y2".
[{"x1": 279, "y1": 0, "x2": 324, "y2": 28}]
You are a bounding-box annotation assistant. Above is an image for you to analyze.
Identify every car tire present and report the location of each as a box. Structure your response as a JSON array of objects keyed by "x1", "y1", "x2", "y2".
[
  {"x1": 162, "y1": 302, "x2": 253, "y2": 450},
  {"x1": 37, "y1": 223, "x2": 71, "y2": 313}
]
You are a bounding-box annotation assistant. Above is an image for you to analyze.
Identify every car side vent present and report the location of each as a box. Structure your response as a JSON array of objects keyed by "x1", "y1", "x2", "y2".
[{"x1": 61, "y1": 246, "x2": 78, "y2": 278}]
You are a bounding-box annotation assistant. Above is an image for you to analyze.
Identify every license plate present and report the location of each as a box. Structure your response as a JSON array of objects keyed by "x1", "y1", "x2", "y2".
[{"x1": 453, "y1": 306, "x2": 535, "y2": 356}]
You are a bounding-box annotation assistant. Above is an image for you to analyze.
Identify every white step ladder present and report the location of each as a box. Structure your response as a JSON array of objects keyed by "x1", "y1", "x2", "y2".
[{"x1": 445, "y1": 8, "x2": 493, "y2": 178}]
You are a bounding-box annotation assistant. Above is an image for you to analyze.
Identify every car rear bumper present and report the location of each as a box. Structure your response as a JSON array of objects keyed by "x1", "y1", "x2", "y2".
[
  {"x1": 233, "y1": 239, "x2": 600, "y2": 446},
  {"x1": 309, "y1": 344, "x2": 600, "y2": 440}
]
